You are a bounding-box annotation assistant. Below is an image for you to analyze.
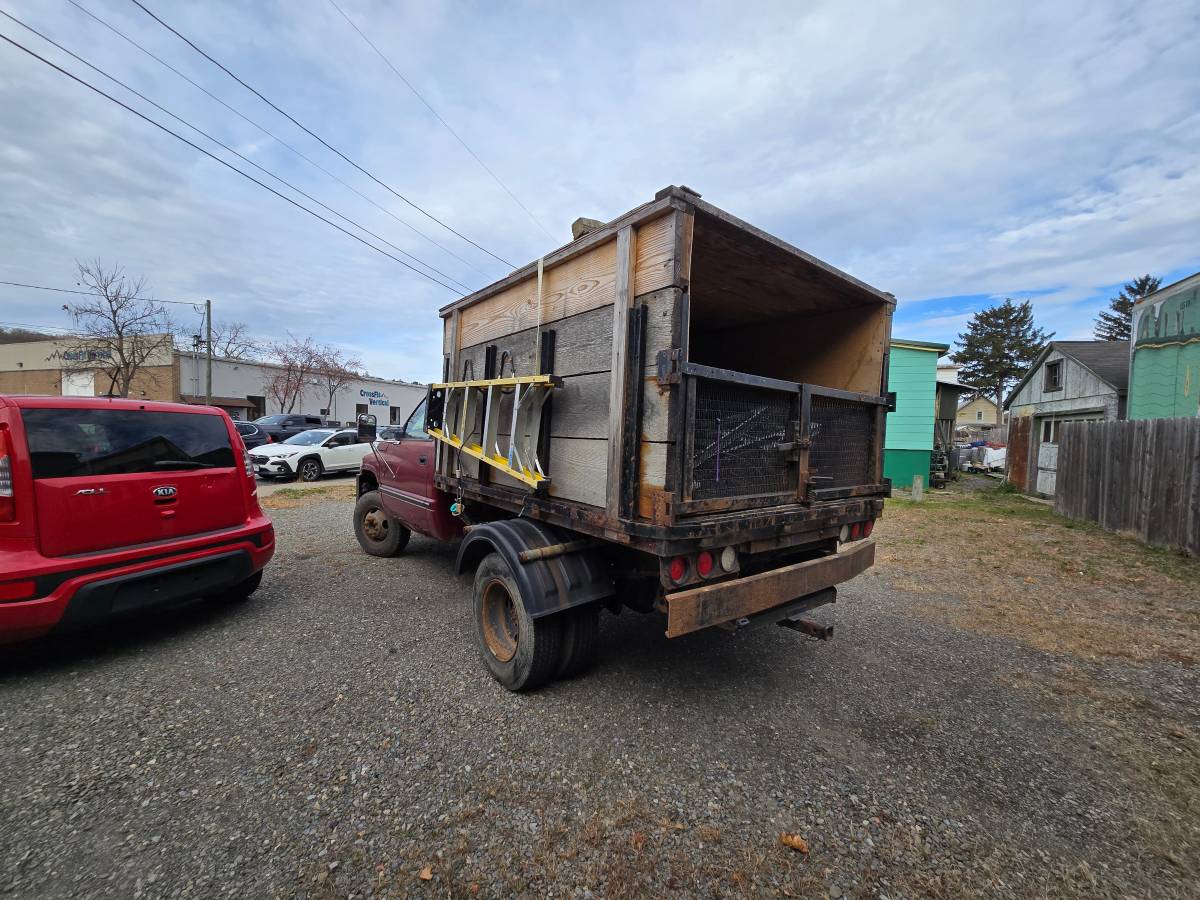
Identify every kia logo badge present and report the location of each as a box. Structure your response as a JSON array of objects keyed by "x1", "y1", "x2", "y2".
[{"x1": 152, "y1": 486, "x2": 177, "y2": 498}]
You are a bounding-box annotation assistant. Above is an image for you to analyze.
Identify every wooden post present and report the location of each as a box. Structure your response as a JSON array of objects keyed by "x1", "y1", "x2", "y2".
[
  {"x1": 911, "y1": 474, "x2": 924, "y2": 502},
  {"x1": 606, "y1": 225, "x2": 637, "y2": 522}
]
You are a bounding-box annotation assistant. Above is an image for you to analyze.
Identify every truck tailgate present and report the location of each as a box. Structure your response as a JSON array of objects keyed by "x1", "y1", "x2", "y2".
[{"x1": 664, "y1": 539, "x2": 874, "y2": 637}]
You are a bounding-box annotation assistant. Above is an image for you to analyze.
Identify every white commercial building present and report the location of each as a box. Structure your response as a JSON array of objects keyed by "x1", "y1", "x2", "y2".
[{"x1": 176, "y1": 350, "x2": 426, "y2": 424}]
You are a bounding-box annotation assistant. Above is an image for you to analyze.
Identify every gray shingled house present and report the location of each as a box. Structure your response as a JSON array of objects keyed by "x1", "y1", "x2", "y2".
[{"x1": 1004, "y1": 340, "x2": 1130, "y2": 496}]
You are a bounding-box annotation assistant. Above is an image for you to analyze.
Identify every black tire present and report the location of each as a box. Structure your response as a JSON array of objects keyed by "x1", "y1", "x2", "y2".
[
  {"x1": 472, "y1": 553, "x2": 562, "y2": 692},
  {"x1": 297, "y1": 457, "x2": 323, "y2": 482},
  {"x1": 556, "y1": 603, "x2": 600, "y2": 678},
  {"x1": 353, "y1": 491, "x2": 410, "y2": 557},
  {"x1": 218, "y1": 569, "x2": 262, "y2": 603}
]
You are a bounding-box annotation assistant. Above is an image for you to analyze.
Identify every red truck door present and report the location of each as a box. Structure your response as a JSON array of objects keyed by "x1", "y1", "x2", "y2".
[{"x1": 376, "y1": 399, "x2": 458, "y2": 541}]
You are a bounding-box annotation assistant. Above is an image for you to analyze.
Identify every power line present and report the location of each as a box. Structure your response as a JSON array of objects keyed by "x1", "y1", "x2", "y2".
[
  {"x1": 0, "y1": 319, "x2": 75, "y2": 333},
  {"x1": 0, "y1": 32, "x2": 461, "y2": 293},
  {"x1": 0, "y1": 280, "x2": 92, "y2": 297},
  {"x1": 1, "y1": 9, "x2": 473, "y2": 294},
  {"x1": 326, "y1": 0, "x2": 556, "y2": 244},
  {"x1": 1, "y1": 279, "x2": 199, "y2": 308},
  {"x1": 64, "y1": 1, "x2": 485, "y2": 281},
  {"x1": 129, "y1": 0, "x2": 516, "y2": 269}
]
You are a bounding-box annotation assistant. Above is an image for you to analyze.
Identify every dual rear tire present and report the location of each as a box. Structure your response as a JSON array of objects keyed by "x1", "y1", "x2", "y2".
[{"x1": 472, "y1": 553, "x2": 599, "y2": 691}]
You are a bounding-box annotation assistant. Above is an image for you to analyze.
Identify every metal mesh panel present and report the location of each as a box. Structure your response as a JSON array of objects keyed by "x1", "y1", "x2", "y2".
[
  {"x1": 689, "y1": 380, "x2": 796, "y2": 500},
  {"x1": 808, "y1": 396, "x2": 875, "y2": 489}
]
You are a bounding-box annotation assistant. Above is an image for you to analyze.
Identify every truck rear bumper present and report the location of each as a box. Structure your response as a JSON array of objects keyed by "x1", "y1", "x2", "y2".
[{"x1": 664, "y1": 539, "x2": 875, "y2": 638}]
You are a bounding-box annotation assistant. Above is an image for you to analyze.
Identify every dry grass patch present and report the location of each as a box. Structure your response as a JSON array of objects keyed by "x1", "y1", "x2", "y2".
[
  {"x1": 260, "y1": 482, "x2": 357, "y2": 510},
  {"x1": 875, "y1": 483, "x2": 1200, "y2": 663}
]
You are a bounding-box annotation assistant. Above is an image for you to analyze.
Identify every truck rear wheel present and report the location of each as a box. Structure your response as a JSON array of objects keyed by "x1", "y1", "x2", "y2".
[
  {"x1": 353, "y1": 491, "x2": 410, "y2": 557},
  {"x1": 556, "y1": 603, "x2": 600, "y2": 678},
  {"x1": 472, "y1": 553, "x2": 562, "y2": 692}
]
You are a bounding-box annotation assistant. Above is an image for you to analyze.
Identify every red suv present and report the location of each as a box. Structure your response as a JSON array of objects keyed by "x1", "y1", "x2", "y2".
[{"x1": 0, "y1": 396, "x2": 275, "y2": 643}]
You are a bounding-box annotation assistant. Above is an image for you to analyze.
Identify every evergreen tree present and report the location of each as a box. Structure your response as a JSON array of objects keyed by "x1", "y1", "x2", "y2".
[
  {"x1": 1093, "y1": 274, "x2": 1161, "y2": 341},
  {"x1": 953, "y1": 299, "x2": 1052, "y2": 413}
]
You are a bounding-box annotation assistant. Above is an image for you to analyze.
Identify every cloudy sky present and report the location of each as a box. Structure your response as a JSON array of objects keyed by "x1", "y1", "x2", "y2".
[{"x1": 1, "y1": 0, "x2": 1198, "y2": 380}]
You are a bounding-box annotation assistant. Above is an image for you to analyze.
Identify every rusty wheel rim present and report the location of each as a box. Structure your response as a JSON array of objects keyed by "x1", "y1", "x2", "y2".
[
  {"x1": 361, "y1": 508, "x2": 389, "y2": 542},
  {"x1": 481, "y1": 578, "x2": 518, "y2": 663}
]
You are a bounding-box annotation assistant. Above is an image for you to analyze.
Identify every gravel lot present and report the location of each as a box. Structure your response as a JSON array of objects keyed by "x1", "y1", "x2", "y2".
[{"x1": 1, "y1": 491, "x2": 1195, "y2": 898}]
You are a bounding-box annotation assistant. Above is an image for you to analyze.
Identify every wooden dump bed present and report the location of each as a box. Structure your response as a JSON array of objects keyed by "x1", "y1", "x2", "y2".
[{"x1": 436, "y1": 185, "x2": 894, "y2": 534}]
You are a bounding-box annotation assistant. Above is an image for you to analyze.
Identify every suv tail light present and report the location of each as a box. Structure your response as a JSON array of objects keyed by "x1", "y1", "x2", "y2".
[{"x1": 0, "y1": 428, "x2": 14, "y2": 523}]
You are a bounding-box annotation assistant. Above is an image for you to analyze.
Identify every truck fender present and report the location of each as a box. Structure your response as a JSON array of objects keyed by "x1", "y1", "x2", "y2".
[{"x1": 455, "y1": 519, "x2": 614, "y2": 619}]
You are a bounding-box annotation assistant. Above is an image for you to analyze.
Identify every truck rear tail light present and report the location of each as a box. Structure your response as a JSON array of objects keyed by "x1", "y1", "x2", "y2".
[
  {"x1": 669, "y1": 556, "x2": 688, "y2": 584},
  {"x1": 719, "y1": 546, "x2": 737, "y2": 572},
  {"x1": 849, "y1": 522, "x2": 862, "y2": 540},
  {"x1": 0, "y1": 580, "x2": 35, "y2": 602},
  {"x1": 838, "y1": 525, "x2": 849, "y2": 543},
  {"x1": 863, "y1": 519, "x2": 874, "y2": 537},
  {"x1": 696, "y1": 550, "x2": 714, "y2": 578},
  {"x1": 243, "y1": 451, "x2": 254, "y2": 479}
]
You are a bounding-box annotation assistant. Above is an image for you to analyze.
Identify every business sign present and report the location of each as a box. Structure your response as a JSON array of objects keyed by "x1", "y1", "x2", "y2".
[
  {"x1": 360, "y1": 388, "x2": 389, "y2": 407},
  {"x1": 62, "y1": 348, "x2": 112, "y2": 361}
]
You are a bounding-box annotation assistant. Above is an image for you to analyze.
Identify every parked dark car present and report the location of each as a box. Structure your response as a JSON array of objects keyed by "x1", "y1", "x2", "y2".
[
  {"x1": 252, "y1": 413, "x2": 327, "y2": 442},
  {"x1": 235, "y1": 421, "x2": 271, "y2": 450}
]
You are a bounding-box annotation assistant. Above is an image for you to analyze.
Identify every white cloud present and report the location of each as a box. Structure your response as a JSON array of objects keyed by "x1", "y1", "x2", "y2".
[{"x1": 1, "y1": 0, "x2": 1197, "y2": 379}]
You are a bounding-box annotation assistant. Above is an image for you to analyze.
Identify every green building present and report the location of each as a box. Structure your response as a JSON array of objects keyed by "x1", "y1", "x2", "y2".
[
  {"x1": 884, "y1": 339, "x2": 949, "y2": 488},
  {"x1": 1129, "y1": 272, "x2": 1200, "y2": 420}
]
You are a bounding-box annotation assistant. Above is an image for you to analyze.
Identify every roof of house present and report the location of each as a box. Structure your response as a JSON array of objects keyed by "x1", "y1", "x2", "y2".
[
  {"x1": 957, "y1": 394, "x2": 997, "y2": 410},
  {"x1": 1132, "y1": 270, "x2": 1200, "y2": 307},
  {"x1": 1003, "y1": 340, "x2": 1129, "y2": 409},
  {"x1": 890, "y1": 338, "x2": 950, "y2": 353}
]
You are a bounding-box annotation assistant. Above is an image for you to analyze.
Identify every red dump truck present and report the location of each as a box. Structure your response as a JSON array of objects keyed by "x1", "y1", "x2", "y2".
[{"x1": 352, "y1": 185, "x2": 894, "y2": 690}]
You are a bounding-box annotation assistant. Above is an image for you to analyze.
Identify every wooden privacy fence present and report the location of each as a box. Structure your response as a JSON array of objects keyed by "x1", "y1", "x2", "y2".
[{"x1": 1054, "y1": 417, "x2": 1200, "y2": 556}]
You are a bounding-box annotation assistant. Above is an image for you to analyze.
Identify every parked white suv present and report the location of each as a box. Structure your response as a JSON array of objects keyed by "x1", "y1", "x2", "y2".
[{"x1": 249, "y1": 428, "x2": 372, "y2": 482}]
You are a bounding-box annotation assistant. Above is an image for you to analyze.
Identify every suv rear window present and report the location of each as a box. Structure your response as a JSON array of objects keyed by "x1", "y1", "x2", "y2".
[{"x1": 21, "y1": 408, "x2": 235, "y2": 478}]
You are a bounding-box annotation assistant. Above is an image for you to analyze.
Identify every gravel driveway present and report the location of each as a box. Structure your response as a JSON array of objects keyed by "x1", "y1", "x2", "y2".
[{"x1": 1, "y1": 495, "x2": 1194, "y2": 898}]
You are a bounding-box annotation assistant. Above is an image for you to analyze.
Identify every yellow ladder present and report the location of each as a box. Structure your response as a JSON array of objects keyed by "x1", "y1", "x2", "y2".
[{"x1": 427, "y1": 374, "x2": 560, "y2": 489}]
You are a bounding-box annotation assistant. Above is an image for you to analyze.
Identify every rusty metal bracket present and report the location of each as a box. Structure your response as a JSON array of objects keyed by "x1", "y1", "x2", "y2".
[{"x1": 656, "y1": 348, "x2": 682, "y2": 385}]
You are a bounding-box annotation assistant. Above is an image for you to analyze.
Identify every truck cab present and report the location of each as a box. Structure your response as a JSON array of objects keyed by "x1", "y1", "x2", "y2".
[{"x1": 354, "y1": 399, "x2": 461, "y2": 549}]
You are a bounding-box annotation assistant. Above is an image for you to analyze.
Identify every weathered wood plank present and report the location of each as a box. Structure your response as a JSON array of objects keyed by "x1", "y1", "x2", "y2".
[
  {"x1": 632, "y1": 213, "x2": 675, "y2": 297},
  {"x1": 607, "y1": 225, "x2": 637, "y2": 520},
  {"x1": 455, "y1": 287, "x2": 679, "y2": 380},
  {"x1": 457, "y1": 238, "x2": 618, "y2": 348},
  {"x1": 439, "y1": 194, "x2": 681, "y2": 317}
]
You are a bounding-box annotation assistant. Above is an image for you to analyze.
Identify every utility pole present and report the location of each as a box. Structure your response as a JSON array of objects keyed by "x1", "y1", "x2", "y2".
[{"x1": 205, "y1": 298, "x2": 213, "y2": 405}]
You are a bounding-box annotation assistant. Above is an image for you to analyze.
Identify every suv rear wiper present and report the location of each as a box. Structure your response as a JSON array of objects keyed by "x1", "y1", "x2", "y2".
[{"x1": 152, "y1": 460, "x2": 215, "y2": 469}]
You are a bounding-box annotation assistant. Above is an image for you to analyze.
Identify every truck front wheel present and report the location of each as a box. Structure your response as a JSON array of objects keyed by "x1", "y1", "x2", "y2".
[
  {"x1": 353, "y1": 491, "x2": 411, "y2": 557},
  {"x1": 473, "y1": 553, "x2": 562, "y2": 691}
]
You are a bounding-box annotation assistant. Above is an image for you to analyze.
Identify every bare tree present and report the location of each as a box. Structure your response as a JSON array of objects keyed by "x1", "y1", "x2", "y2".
[
  {"x1": 262, "y1": 334, "x2": 320, "y2": 413},
  {"x1": 58, "y1": 259, "x2": 174, "y2": 397},
  {"x1": 210, "y1": 321, "x2": 263, "y2": 360},
  {"x1": 312, "y1": 344, "x2": 363, "y2": 420}
]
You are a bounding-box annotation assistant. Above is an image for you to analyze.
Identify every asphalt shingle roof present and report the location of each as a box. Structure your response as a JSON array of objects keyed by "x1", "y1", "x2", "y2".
[{"x1": 1051, "y1": 340, "x2": 1129, "y2": 393}]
